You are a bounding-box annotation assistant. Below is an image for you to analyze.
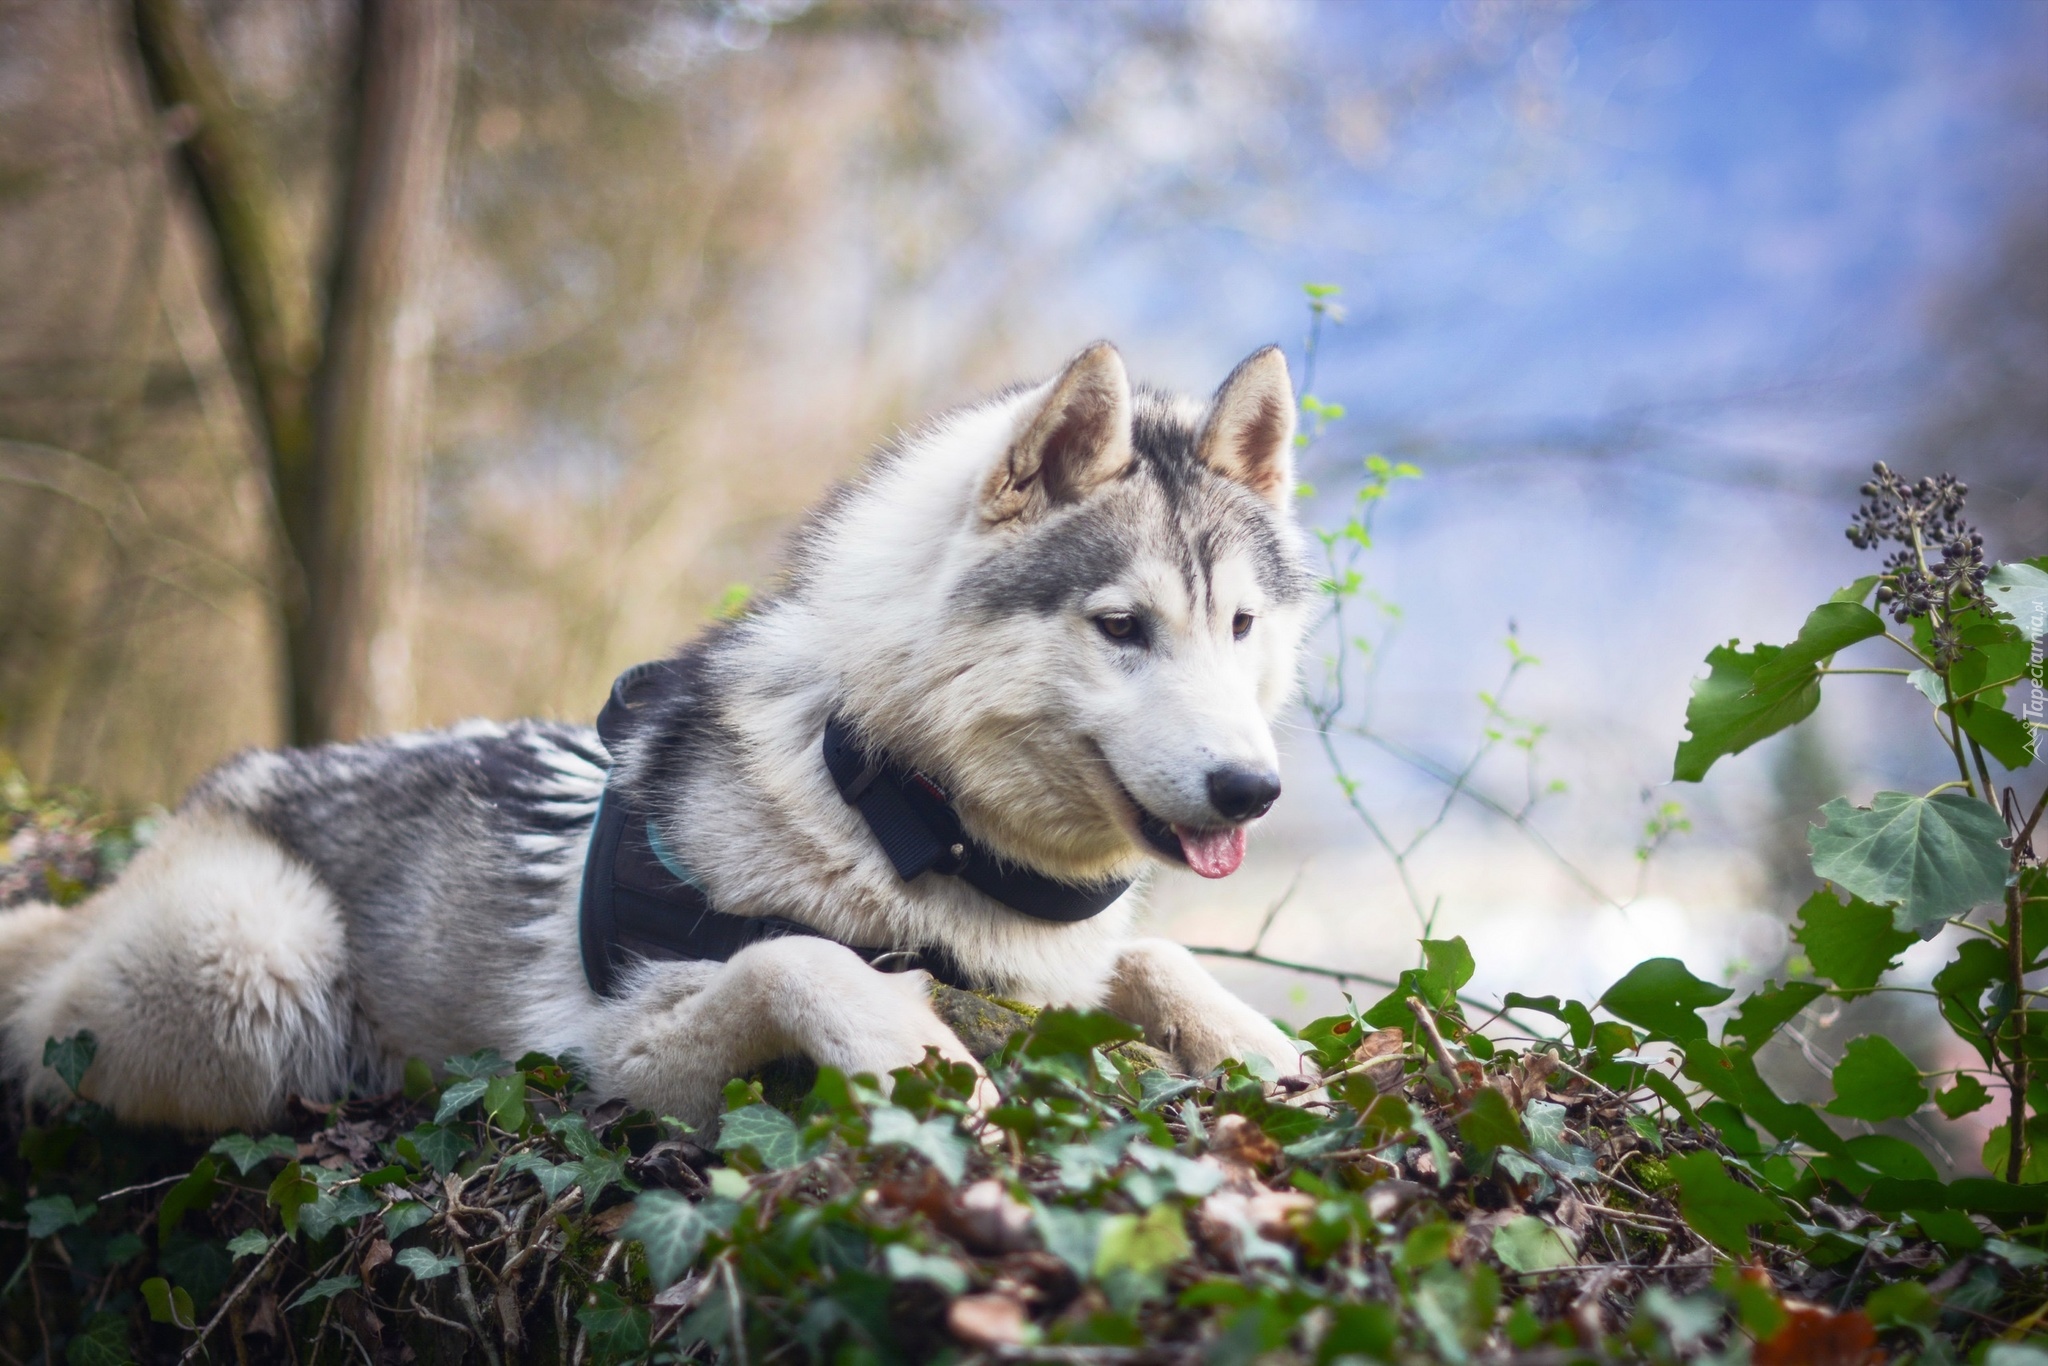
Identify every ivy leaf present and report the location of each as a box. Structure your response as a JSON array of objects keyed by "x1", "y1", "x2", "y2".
[
  {"x1": 1024, "y1": 1008, "x2": 1142, "y2": 1059},
  {"x1": 1937, "y1": 1074, "x2": 1993, "y2": 1119},
  {"x1": 25, "y1": 1194, "x2": 94, "y2": 1239},
  {"x1": 41, "y1": 1031, "x2": 96, "y2": 1094},
  {"x1": 868, "y1": 1105, "x2": 968, "y2": 1184},
  {"x1": 382, "y1": 1202, "x2": 434, "y2": 1241},
  {"x1": 482, "y1": 1073, "x2": 527, "y2": 1130},
  {"x1": 158, "y1": 1157, "x2": 219, "y2": 1242},
  {"x1": 226, "y1": 1230, "x2": 272, "y2": 1260},
  {"x1": 393, "y1": 1247, "x2": 462, "y2": 1280},
  {"x1": 64, "y1": 1311, "x2": 131, "y2": 1366},
  {"x1": 287, "y1": 1275, "x2": 359, "y2": 1309},
  {"x1": 209, "y1": 1133, "x2": 299, "y2": 1176},
  {"x1": 1456, "y1": 1088, "x2": 1525, "y2": 1162},
  {"x1": 716, "y1": 1103, "x2": 809, "y2": 1171},
  {"x1": 622, "y1": 1190, "x2": 725, "y2": 1289},
  {"x1": 1673, "y1": 603, "x2": 1884, "y2": 782},
  {"x1": 1826, "y1": 1036, "x2": 1928, "y2": 1121},
  {"x1": 1421, "y1": 938, "x2": 1475, "y2": 999},
  {"x1": 1093, "y1": 1203, "x2": 1190, "y2": 1277},
  {"x1": 1491, "y1": 1215, "x2": 1576, "y2": 1274},
  {"x1": 576, "y1": 1284, "x2": 650, "y2": 1362},
  {"x1": 265, "y1": 1163, "x2": 318, "y2": 1237},
  {"x1": 433, "y1": 1075, "x2": 491, "y2": 1124},
  {"x1": 1598, "y1": 959, "x2": 1732, "y2": 1045},
  {"x1": 1809, "y1": 792, "x2": 2011, "y2": 931},
  {"x1": 141, "y1": 1277, "x2": 197, "y2": 1330},
  {"x1": 442, "y1": 1049, "x2": 511, "y2": 1080},
  {"x1": 400, "y1": 1123, "x2": 474, "y2": 1175},
  {"x1": 1722, "y1": 981, "x2": 1825, "y2": 1051},
  {"x1": 1791, "y1": 888, "x2": 1917, "y2": 994},
  {"x1": 1501, "y1": 994, "x2": 1594, "y2": 1049},
  {"x1": 1667, "y1": 1151, "x2": 1786, "y2": 1256},
  {"x1": 883, "y1": 1245, "x2": 969, "y2": 1295},
  {"x1": 1986, "y1": 561, "x2": 2048, "y2": 639}
]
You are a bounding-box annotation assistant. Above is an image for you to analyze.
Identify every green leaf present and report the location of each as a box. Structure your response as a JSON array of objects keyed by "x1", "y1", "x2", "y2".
[
  {"x1": 1667, "y1": 1151, "x2": 1785, "y2": 1256},
  {"x1": 1958, "y1": 694, "x2": 2037, "y2": 770},
  {"x1": 1421, "y1": 937, "x2": 1475, "y2": 996},
  {"x1": 1809, "y1": 791, "x2": 2011, "y2": 930},
  {"x1": 158, "y1": 1157, "x2": 219, "y2": 1243},
  {"x1": 1907, "y1": 1207, "x2": 1984, "y2": 1253},
  {"x1": 577, "y1": 1284, "x2": 650, "y2": 1363},
  {"x1": 141, "y1": 1277, "x2": 196, "y2": 1330},
  {"x1": 25, "y1": 1194, "x2": 94, "y2": 1239},
  {"x1": 1598, "y1": 958, "x2": 1733, "y2": 1045},
  {"x1": 63, "y1": 1311, "x2": 132, "y2": 1366},
  {"x1": 1722, "y1": 980, "x2": 1825, "y2": 1050},
  {"x1": 288, "y1": 1275, "x2": 358, "y2": 1309},
  {"x1": 402, "y1": 1122, "x2": 473, "y2": 1174},
  {"x1": 716, "y1": 1103, "x2": 809, "y2": 1171},
  {"x1": 1456, "y1": 1087, "x2": 1525, "y2": 1161},
  {"x1": 394, "y1": 1247, "x2": 461, "y2": 1280},
  {"x1": 1491, "y1": 1215, "x2": 1576, "y2": 1274},
  {"x1": 226, "y1": 1230, "x2": 272, "y2": 1260},
  {"x1": 1094, "y1": 1203, "x2": 1190, "y2": 1277},
  {"x1": 482, "y1": 1073, "x2": 527, "y2": 1129},
  {"x1": 433, "y1": 1075, "x2": 490, "y2": 1124},
  {"x1": 1673, "y1": 603, "x2": 1884, "y2": 782},
  {"x1": 1987, "y1": 561, "x2": 2048, "y2": 638},
  {"x1": 442, "y1": 1049, "x2": 510, "y2": 1080},
  {"x1": 209, "y1": 1133, "x2": 299, "y2": 1176},
  {"x1": 42, "y1": 1031, "x2": 96, "y2": 1094},
  {"x1": 1937, "y1": 1073, "x2": 1993, "y2": 1119},
  {"x1": 1501, "y1": 994, "x2": 1594, "y2": 1048},
  {"x1": 1791, "y1": 888, "x2": 1917, "y2": 993},
  {"x1": 868, "y1": 1105, "x2": 968, "y2": 1184},
  {"x1": 265, "y1": 1163, "x2": 318, "y2": 1236},
  {"x1": 622, "y1": 1190, "x2": 722, "y2": 1289},
  {"x1": 382, "y1": 1202, "x2": 434, "y2": 1240},
  {"x1": 1025, "y1": 1007, "x2": 1142, "y2": 1059},
  {"x1": 1826, "y1": 1036, "x2": 1928, "y2": 1120},
  {"x1": 883, "y1": 1244, "x2": 968, "y2": 1295},
  {"x1": 1864, "y1": 1280, "x2": 1938, "y2": 1328}
]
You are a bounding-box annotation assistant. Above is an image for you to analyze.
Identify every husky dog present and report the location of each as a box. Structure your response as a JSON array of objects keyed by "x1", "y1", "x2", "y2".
[{"x1": 0, "y1": 342, "x2": 1316, "y2": 1132}]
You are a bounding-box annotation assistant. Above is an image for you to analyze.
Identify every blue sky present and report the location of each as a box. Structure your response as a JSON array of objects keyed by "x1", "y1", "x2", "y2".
[{"x1": 979, "y1": 0, "x2": 2048, "y2": 994}]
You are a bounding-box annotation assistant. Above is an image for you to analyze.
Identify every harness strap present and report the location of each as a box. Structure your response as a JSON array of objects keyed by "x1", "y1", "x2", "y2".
[
  {"x1": 821, "y1": 717, "x2": 1130, "y2": 922},
  {"x1": 578, "y1": 786, "x2": 976, "y2": 997},
  {"x1": 578, "y1": 660, "x2": 1127, "y2": 998}
]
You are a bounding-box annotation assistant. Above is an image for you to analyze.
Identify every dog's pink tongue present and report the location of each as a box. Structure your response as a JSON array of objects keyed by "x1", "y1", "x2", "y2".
[{"x1": 1175, "y1": 824, "x2": 1246, "y2": 879}]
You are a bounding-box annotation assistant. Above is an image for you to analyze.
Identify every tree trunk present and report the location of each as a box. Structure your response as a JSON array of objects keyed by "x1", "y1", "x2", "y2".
[
  {"x1": 131, "y1": 0, "x2": 456, "y2": 745},
  {"x1": 301, "y1": 0, "x2": 458, "y2": 741}
]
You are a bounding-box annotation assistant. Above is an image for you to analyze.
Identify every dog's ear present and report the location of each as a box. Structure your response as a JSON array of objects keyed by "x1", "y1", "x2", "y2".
[
  {"x1": 981, "y1": 341, "x2": 1133, "y2": 526},
  {"x1": 1197, "y1": 345, "x2": 1296, "y2": 507}
]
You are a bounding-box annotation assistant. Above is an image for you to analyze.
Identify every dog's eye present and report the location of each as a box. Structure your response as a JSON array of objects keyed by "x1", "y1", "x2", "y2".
[
  {"x1": 1232, "y1": 611, "x2": 1254, "y2": 640},
  {"x1": 1096, "y1": 613, "x2": 1143, "y2": 644}
]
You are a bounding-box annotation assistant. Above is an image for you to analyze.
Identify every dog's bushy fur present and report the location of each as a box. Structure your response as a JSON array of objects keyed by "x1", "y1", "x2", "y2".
[{"x1": 0, "y1": 342, "x2": 1315, "y2": 1131}]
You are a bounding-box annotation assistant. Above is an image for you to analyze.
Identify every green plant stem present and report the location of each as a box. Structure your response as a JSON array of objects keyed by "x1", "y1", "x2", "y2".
[
  {"x1": 1968, "y1": 734, "x2": 1997, "y2": 809},
  {"x1": 1815, "y1": 667, "x2": 1913, "y2": 676},
  {"x1": 2009, "y1": 876, "x2": 2028, "y2": 1183}
]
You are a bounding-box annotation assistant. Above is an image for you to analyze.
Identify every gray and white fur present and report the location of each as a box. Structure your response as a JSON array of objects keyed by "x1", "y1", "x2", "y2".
[{"x1": 0, "y1": 342, "x2": 1316, "y2": 1131}]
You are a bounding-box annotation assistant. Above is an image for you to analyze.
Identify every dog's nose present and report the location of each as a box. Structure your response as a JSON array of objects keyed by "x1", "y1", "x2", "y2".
[{"x1": 1206, "y1": 766, "x2": 1282, "y2": 822}]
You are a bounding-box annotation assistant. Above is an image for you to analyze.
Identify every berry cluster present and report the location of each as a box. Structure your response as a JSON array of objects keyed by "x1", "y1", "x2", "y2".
[{"x1": 1846, "y1": 463, "x2": 1989, "y2": 656}]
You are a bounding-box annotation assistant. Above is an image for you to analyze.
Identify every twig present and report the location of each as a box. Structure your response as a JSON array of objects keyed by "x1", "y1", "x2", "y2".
[
  {"x1": 1407, "y1": 997, "x2": 1460, "y2": 1083},
  {"x1": 451, "y1": 1258, "x2": 504, "y2": 1366},
  {"x1": 97, "y1": 1171, "x2": 192, "y2": 1202},
  {"x1": 179, "y1": 1236, "x2": 285, "y2": 1365}
]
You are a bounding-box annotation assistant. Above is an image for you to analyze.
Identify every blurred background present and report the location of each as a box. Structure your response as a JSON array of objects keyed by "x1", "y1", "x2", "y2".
[{"x1": 2, "y1": 0, "x2": 2044, "y2": 1161}]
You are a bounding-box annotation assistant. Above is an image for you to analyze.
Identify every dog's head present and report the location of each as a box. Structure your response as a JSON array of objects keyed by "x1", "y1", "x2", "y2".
[{"x1": 823, "y1": 342, "x2": 1313, "y2": 885}]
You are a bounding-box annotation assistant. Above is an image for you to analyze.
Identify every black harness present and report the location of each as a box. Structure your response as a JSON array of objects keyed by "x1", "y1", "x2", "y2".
[{"x1": 577, "y1": 661, "x2": 1130, "y2": 997}]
